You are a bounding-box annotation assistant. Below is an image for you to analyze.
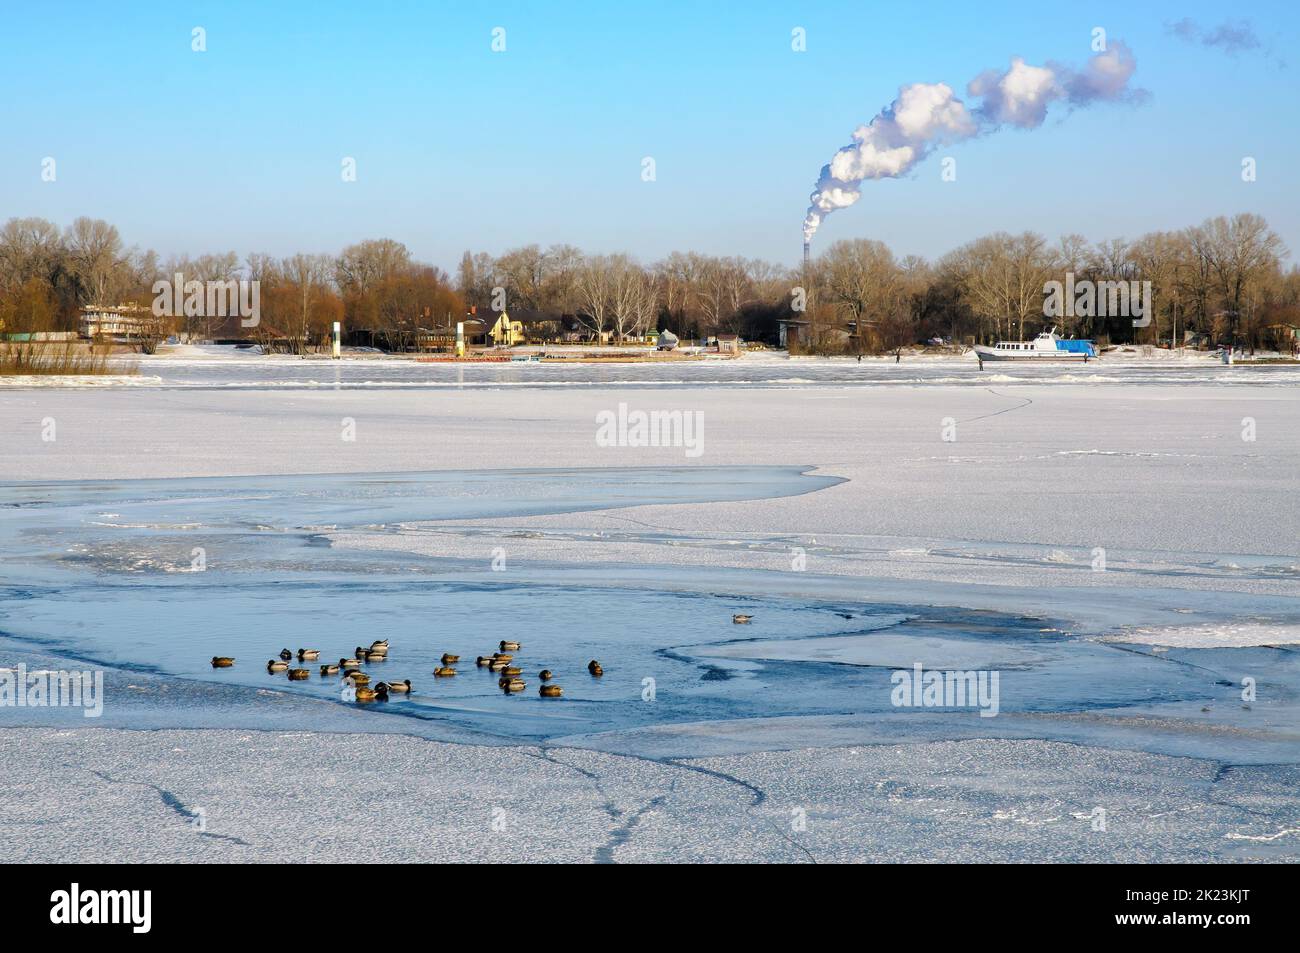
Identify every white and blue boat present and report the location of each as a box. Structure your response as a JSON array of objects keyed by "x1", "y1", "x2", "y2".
[{"x1": 974, "y1": 328, "x2": 1096, "y2": 367}]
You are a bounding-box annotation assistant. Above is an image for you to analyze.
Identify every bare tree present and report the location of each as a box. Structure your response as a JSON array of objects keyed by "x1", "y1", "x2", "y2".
[
  {"x1": 0, "y1": 218, "x2": 64, "y2": 292},
  {"x1": 820, "y1": 239, "x2": 902, "y2": 341},
  {"x1": 335, "y1": 239, "x2": 412, "y2": 296},
  {"x1": 573, "y1": 255, "x2": 616, "y2": 339},
  {"x1": 280, "y1": 253, "x2": 336, "y2": 351},
  {"x1": 947, "y1": 232, "x2": 1054, "y2": 341},
  {"x1": 655, "y1": 251, "x2": 700, "y2": 331},
  {"x1": 607, "y1": 255, "x2": 656, "y2": 342},
  {"x1": 456, "y1": 251, "x2": 495, "y2": 310},
  {"x1": 1203, "y1": 213, "x2": 1287, "y2": 345},
  {"x1": 64, "y1": 217, "x2": 124, "y2": 305}
]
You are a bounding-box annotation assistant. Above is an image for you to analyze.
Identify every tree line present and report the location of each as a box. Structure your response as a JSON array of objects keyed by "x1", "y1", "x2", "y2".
[{"x1": 2, "y1": 213, "x2": 1294, "y2": 353}]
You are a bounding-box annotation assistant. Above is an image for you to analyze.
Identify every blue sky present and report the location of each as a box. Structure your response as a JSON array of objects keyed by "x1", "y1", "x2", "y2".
[{"x1": 1, "y1": 1, "x2": 1295, "y2": 270}]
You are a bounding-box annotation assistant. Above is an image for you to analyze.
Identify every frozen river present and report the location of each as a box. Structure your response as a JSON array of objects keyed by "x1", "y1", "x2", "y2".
[{"x1": 1, "y1": 354, "x2": 1297, "y2": 860}]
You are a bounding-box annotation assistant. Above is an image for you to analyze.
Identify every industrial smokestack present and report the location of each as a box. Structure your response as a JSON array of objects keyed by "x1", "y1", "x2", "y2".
[
  {"x1": 801, "y1": 42, "x2": 1141, "y2": 243},
  {"x1": 803, "y1": 241, "x2": 810, "y2": 268}
]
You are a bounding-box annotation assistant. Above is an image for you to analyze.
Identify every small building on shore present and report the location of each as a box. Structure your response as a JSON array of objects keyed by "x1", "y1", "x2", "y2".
[
  {"x1": 777, "y1": 318, "x2": 809, "y2": 349},
  {"x1": 415, "y1": 317, "x2": 488, "y2": 351},
  {"x1": 715, "y1": 333, "x2": 742, "y2": 354},
  {"x1": 487, "y1": 311, "x2": 524, "y2": 346},
  {"x1": 79, "y1": 305, "x2": 161, "y2": 342},
  {"x1": 485, "y1": 309, "x2": 575, "y2": 346}
]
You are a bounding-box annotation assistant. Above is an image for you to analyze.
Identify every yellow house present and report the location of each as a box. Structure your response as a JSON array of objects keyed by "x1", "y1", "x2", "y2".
[{"x1": 488, "y1": 311, "x2": 524, "y2": 346}]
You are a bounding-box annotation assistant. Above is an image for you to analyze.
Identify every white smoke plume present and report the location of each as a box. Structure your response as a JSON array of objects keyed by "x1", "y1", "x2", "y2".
[{"x1": 803, "y1": 42, "x2": 1140, "y2": 245}]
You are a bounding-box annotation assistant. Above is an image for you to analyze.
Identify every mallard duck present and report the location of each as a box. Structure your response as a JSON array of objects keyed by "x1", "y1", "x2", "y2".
[
  {"x1": 287, "y1": 668, "x2": 310, "y2": 681},
  {"x1": 267, "y1": 659, "x2": 289, "y2": 672},
  {"x1": 732, "y1": 614, "x2": 753, "y2": 624},
  {"x1": 380, "y1": 679, "x2": 412, "y2": 694},
  {"x1": 340, "y1": 658, "x2": 362, "y2": 671},
  {"x1": 587, "y1": 660, "x2": 603, "y2": 677},
  {"x1": 354, "y1": 684, "x2": 388, "y2": 704},
  {"x1": 433, "y1": 667, "x2": 456, "y2": 677},
  {"x1": 488, "y1": 660, "x2": 509, "y2": 672},
  {"x1": 297, "y1": 648, "x2": 320, "y2": 661},
  {"x1": 320, "y1": 663, "x2": 340, "y2": 676},
  {"x1": 500, "y1": 640, "x2": 521, "y2": 652},
  {"x1": 539, "y1": 684, "x2": 563, "y2": 698},
  {"x1": 475, "y1": 656, "x2": 492, "y2": 667},
  {"x1": 355, "y1": 647, "x2": 371, "y2": 661},
  {"x1": 344, "y1": 671, "x2": 371, "y2": 685},
  {"x1": 502, "y1": 666, "x2": 522, "y2": 677},
  {"x1": 538, "y1": 669, "x2": 553, "y2": 681},
  {"x1": 492, "y1": 652, "x2": 513, "y2": 662},
  {"x1": 370, "y1": 640, "x2": 389, "y2": 652},
  {"x1": 440, "y1": 653, "x2": 460, "y2": 665},
  {"x1": 211, "y1": 656, "x2": 235, "y2": 668},
  {"x1": 500, "y1": 677, "x2": 526, "y2": 693},
  {"x1": 279, "y1": 648, "x2": 293, "y2": 660}
]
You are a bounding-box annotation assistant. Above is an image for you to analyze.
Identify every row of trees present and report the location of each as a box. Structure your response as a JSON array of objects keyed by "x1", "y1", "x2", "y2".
[
  {"x1": 2, "y1": 213, "x2": 1294, "y2": 353},
  {"x1": 458, "y1": 245, "x2": 789, "y2": 341},
  {"x1": 931, "y1": 215, "x2": 1293, "y2": 350},
  {"x1": 0, "y1": 220, "x2": 465, "y2": 351},
  {"x1": 460, "y1": 214, "x2": 1296, "y2": 351}
]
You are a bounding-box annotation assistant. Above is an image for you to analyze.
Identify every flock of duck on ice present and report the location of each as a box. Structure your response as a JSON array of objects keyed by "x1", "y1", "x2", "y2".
[{"x1": 208, "y1": 614, "x2": 754, "y2": 705}]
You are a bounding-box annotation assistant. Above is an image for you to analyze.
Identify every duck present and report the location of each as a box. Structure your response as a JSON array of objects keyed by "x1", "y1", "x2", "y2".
[
  {"x1": 211, "y1": 656, "x2": 235, "y2": 668},
  {"x1": 538, "y1": 669, "x2": 553, "y2": 681},
  {"x1": 344, "y1": 671, "x2": 371, "y2": 686},
  {"x1": 732, "y1": 614, "x2": 753, "y2": 624},
  {"x1": 355, "y1": 647, "x2": 371, "y2": 661},
  {"x1": 433, "y1": 667, "x2": 457, "y2": 678},
  {"x1": 354, "y1": 684, "x2": 389, "y2": 704},
  {"x1": 319, "y1": 663, "x2": 340, "y2": 676},
  {"x1": 287, "y1": 668, "x2": 310, "y2": 681},
  {"x1": 500, "y1": 640, "x2": 522, "y2": 652},
  {"x1": 297, "y1": 648, "x2": 320, "y2": 661},
  {"x1": 502, "y1": 666, "x2": 522, "y2": 677},
  {"x1": 500, "y1": 677, "x2": 526, "y2": 693},
  {"x1": 380, "y1": 679, "x2": 412, "y2": 694},
  {"x1": 539, "y1": 684, "x2": 563, "y2": 698},
  {"x1": 440, "y1": 653, "x2": 460, "y2": 665},
  {"x1": 267, "y1": 660, "x2": 289, "y2": 673},
  {"x1": 370, "y1": 639, "x2": 389, "y2": 652},
  {"x1": 279, "y1": 648, "x2": 293, "y2": 660},
  {"x1": 340, "y1": 658, "x2": 362, "y2": 671},
  {"x1": 587, "y1": 660, "x2": 603, "y2": 677},
  {"x1": 488, "y1": 660, "x2": 509, "y2": 672}
]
